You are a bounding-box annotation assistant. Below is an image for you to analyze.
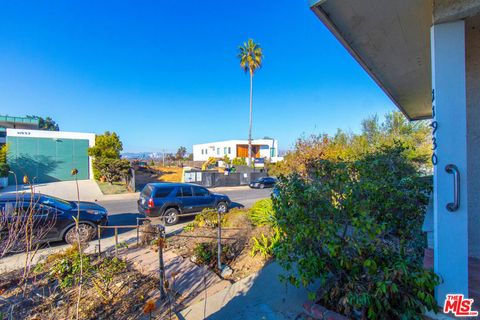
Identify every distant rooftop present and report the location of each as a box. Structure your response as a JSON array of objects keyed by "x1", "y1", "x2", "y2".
[{"x1": 0, "y1": 115, "x2": 39, "y2": 130}]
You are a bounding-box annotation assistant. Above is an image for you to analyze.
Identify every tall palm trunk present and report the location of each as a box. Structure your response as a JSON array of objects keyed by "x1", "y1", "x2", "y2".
[{"x1": 248, "y1": 70, "x2": 253, "y2": 165}]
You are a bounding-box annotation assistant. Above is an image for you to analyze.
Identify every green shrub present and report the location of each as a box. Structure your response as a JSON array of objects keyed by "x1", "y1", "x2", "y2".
[
  {"x1": 232, "y1": 157, "x2": 247, "y2": 166},
  {"x1": 274, "y1": 144, "x2": 439, "y2": 319},
  {"x1": 193, "y1": 242, "x2": 232, "y2": 268},
  {"x1": 94, "y1": 158, "x2": 131, "y2": 184},
  {"x1": 250, "y1": 227, "x2": 280, "y2": 258},
  {"x1": 0, "y1": 163, "x2": 9, "y2": 178},
  {"x1": 45, "y1": 246, "x2": 127, "y2": 291},
  {"x1": 249, "y1": 199, "x2": 275, "y2": 227},
  {"x1": 194, "y1": 209, "x2": 225, "y2": 228},
  {"x1": 47, "y1": 246, "x2": 92, "y2": 288}
]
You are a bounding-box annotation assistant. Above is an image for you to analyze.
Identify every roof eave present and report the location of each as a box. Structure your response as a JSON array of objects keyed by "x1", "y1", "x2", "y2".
[{"x1": 310, "y1": 3, "x2": 422, "y2": 121}]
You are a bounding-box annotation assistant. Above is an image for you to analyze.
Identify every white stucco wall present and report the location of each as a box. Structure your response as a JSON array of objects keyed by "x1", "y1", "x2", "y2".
[
  {"x1": 193, "y1": 139, "x2": 278, "y2": 162},
  {"x1": 466, "y1": 15, "x2": 480, "y2": 258}
]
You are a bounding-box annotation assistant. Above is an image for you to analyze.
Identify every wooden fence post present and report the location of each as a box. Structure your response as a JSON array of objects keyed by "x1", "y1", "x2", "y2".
[
  {"x1": 158, "y1": 226, "x2": 166, "y2": 300},
  {"x1": 97, "y1": 226, "x2": 102, "y2": 255},
  {"x1": 114, "y1": 227, "x2": 118, "y2": 256}
]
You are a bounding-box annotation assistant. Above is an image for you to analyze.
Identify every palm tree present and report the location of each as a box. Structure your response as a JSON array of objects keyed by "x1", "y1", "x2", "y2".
[{"x1": 238, "y1": 39, "x2": 263, "y2": 165}]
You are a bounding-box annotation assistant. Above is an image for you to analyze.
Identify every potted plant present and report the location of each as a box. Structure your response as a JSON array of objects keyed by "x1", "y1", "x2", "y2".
[{"x1": 0, "y1": 163, "x2": 9, "y2": 188}]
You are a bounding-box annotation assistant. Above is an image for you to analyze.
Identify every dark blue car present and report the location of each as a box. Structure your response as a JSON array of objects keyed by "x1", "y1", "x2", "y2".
[
  {"x1": 137, "y1": 183, "x2": 231, "y2": 225},
  {"x1": 0, "y1": 193, "x2": 108, "y2": 250}
]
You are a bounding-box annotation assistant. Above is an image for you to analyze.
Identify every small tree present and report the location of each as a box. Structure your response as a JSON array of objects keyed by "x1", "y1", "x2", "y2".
[
  {"x1": 176, "y1": 146, "x2": 187, "y2": 160},
  {"x1": 26, "y1": 115, "x2": 60, "y2": 131},
  {"x1": 222, "y1": 155, "x2": 231, "y2": 166},
  {"x1": 88, "y1": 132, "x2": 124, "y2": 180},
  {"x1": 94, "y1": 158, "x2": 131, "y2": 184},
  {"x1": 88, "y1": 131, "x2": 123, "y2": 159}
]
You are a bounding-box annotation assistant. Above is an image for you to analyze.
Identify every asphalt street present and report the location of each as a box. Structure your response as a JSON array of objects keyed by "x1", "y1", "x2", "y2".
[
  {"x1": 0, "y1": 186, "x2": 272, "y2": 272},
  {"x1": 99, "y1": 187, "x2": 272, "y2": 238}
]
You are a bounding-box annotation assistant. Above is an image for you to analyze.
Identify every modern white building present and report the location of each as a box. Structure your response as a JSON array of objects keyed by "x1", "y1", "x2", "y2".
[
  {"x1": 310, "y1": 0, "x2": 480, "y2": 308},
  {"x1": 193, "y1": 139, "x2": 280, "y2": 162}
]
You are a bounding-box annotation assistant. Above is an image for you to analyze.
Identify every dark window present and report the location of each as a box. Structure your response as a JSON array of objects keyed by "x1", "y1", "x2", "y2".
[
  {"x1": 193, "y1": 186, "x2": 209, "y2": 197},
  {"x1": 154, "y1": 187, "x2": 174, "y2": 198},
  {"x1": 40, "y1": 196, "x2": 72, "y2": 211},
  {"x1": 179, "y1": 186, "x2": 193, "y2": 197},
  {"x1": 36, "y1": 204, "x2": 56, "y2": 215}
]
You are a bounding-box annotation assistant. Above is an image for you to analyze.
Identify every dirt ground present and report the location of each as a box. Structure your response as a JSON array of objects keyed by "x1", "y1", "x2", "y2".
[
  {"x1": 135, "y1": 166, "x2": 183, "y2": 187},
  {"x1": 167, "y1": 209, "x2": 270, "y2": 282},
  {"x1": 0, "y1": 258, "x2": 164, "y2": 320}
]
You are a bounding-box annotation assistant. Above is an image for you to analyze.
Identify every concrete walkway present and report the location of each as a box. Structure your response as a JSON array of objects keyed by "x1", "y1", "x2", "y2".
[
  {"x1": 0, "y1": 180, "x2": 104, "y2": 202},
  {"x1": 122, "y1": 247, "x2": 231, "y2": 308},
  {"x1": 180, "y1": 262, "x2": 312, "y2": 320}
]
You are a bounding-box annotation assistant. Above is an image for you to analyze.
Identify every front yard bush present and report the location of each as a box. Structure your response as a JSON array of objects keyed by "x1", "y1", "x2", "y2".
[
  {"x1": 274, "y1": 143, "x2": 439, "y2": 319},
  {"x1": 249, "y1": 198, "x2": 275, "y2": 227}
]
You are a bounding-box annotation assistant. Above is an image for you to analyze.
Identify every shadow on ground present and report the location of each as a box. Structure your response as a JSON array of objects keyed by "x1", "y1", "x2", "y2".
[{"x1": 179, "y1": 262, "x2": 314, "y2": 320}]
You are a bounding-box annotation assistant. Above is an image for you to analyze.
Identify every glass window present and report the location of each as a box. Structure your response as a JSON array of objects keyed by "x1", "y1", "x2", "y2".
[
  {"x1": 40, "y1": 195, "x2": 73, "y2": 211},
  {"x1": 224, "y1": 147, "x2": 227, "y2": 154},
  {"x1": 180, "y1": 186, "x2": 193, "y2": 197},
  {"x1": 193, "y1": 186, "x2": 209, "y2": 197},
  {"x1": 154, "y1": 187, "x2": 174, "y2": 198},
  {"x1": 201, "y1": 149, "x2": 204, "y2": 155},
  {"x1": 142, "y1": 185, "x2": 153, "y2": 198},
  {"x1": 228, "y1": 147, "x2": 231, "y2": 154},
  {"x1": 217, "y1": 148, "x2": 220, "y2": 155}
]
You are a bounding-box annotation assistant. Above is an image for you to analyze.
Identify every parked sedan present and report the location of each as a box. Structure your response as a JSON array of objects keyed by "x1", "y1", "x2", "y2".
[
  {"x1": 249, "y1": 177, "x2": 277, "y2": 189},
  {"x1": 137, "y1": 183, "x2": 231, "y2": 225},
  {"x1": 0, "y1": 193, "x2": 108, "y2": 251}
]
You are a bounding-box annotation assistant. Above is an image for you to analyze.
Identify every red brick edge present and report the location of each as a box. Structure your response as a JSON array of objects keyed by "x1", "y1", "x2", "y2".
[{"x1": 303, "y1": 301, "x2": 347, "y2": 320}]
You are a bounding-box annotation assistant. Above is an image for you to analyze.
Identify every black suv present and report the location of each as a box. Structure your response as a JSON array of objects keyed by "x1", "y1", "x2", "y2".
[
  {"x1": 137, "y1": 183, "x2": 231, "y2": 225},
  {"x1": 249, "y1": 176, "x2": 277, "y2": 189},
  {"x1": 0, "y1": 193, "x2": 108, "y2": 250}
]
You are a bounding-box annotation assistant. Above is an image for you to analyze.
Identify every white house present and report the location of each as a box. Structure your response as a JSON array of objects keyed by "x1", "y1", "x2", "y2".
[
  {"x1": 193, "y1": 139, "x2": 280, "y2": 162},
  {"x1": 310, "y1": 0, "x2": 480, "y2": 308}
]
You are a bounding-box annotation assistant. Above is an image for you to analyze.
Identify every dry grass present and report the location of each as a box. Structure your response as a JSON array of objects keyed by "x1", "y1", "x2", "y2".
[
  {"x1": 97, "y1": 181, "x2": 129, "y2": 194},
  {"x1": 152, "y1": 166, "x2": 183, "y2": 182},
  {"x1": 135, "y1": 166, "x2": 183, "y2": 188}
]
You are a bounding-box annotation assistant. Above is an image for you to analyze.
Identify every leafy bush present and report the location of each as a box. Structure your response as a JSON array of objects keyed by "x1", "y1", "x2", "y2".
[
  {"x1": 47, "y1": 246, "x2": 92, "y2": 288},
  {"x1": 250, "y1": 227, "x2": 280, "y2": 258},
  {"x1": 0, "y1": 163, "x2": 9, "y2": 178},
  {"x1": 0, "y1": 144, "x2": 7, "y2": 164},
  {"x1": 249, "y1": 199, "x2": 275, "y2": 227},
  {"x1": 232, "y1": 157, "x2": 247, "y2": 166},
  {"x1": 44, "y1": 246, "x2": 127, "y2": 292},
  {"x1": 271, "y1": 111, "x2": 431, "y2": 177},
  {"x1": 193, "y1": 242, "x2": 232, "y2": 268},
  {"x1": 249, "y1": 199, "x2": 280, "y2": 258},
  {"x1": 274, "y1": 144, "x2": 439, "y2": 319},
  {"x1": 193, "y1": 209, "x2": 225, "y2": 228},
  {"x1": 94, "y1": 158, "x2": 131, "y2": 184}
]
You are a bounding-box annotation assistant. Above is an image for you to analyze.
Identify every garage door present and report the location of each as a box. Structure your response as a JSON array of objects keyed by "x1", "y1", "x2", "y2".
[{"x1": 7, "y1": 136, "x2": 89, "y2": 184}]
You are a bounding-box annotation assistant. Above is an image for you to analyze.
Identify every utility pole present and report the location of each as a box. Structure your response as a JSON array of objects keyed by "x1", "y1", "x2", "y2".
[{"x1": 162, "y1": 148, "x2": 165, "y2": 167}]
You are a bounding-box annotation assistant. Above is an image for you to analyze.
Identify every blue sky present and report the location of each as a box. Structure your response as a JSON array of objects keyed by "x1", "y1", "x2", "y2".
[{"x1": 0, "y1": 1, "x2": 395, "y2": 153}]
